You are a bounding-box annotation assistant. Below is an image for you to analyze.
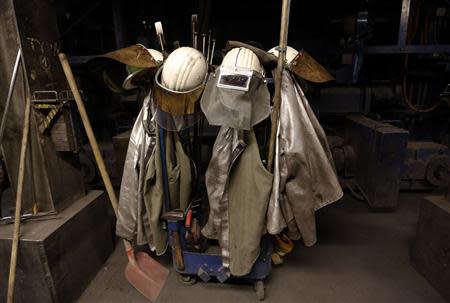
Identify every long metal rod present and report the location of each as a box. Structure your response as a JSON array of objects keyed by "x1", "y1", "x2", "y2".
[
  {"x1": 206, "y1": 30, "x2": 212, "y2": 63},
  {"x1": 210, "y1": 39, "x2": 216, "y2": 64},
  {"x1": 267, "y1": 0, "x2": 291, "y2": 172},
  {"x1": 193, "y1": 32, "x2": 198, "y2": 49},
  {"x1": 202, "y1": 34, "x2": 207, "y2": 56},
  {"x1": 398, "y1": 0, "x2": 411, "y2": 47},
  {"x1": 365, "y1": 44, "x2": 450, "y2": 54},
  {"x1": 191, "y1": 14, "x2": 198, "y2": 48},
  {"x1": 6, "y1": 94, "x2": 31, "y2": 303},
  {"x1": 0, "y1": 49, "x2": 22, "y2": 146}
]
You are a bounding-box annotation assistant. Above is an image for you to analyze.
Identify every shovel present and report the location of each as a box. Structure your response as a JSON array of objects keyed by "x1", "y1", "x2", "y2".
[
  {"x1": 58, "y1": 53, "x2": 168, "y2": 302},
  {"x1": 289, "y1": 50, "x2": 334, "y2": 83}
]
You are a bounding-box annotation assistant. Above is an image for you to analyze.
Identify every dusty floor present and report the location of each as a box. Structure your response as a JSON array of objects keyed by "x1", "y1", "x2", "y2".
[{"x1": 78, "y1": 193, "x2": 446, "y2": 303}]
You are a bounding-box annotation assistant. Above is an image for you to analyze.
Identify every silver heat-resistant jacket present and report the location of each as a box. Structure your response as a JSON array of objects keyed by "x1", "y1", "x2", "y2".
[
  {"x1": 267, "y1": 71, "x2": 343, "y2": 246},
  {"x1": 116, "y1": 93, "x2": 157, "y2": 246}
]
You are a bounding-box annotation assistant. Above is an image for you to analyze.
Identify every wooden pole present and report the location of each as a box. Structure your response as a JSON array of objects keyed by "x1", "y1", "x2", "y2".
[
  {"x1": 58, "y1": 53, "x2": 118, "y2": 213},
  {"x1": 267, "y1": 0, "x2": 291, "y2": 172},
  {"x1": 6, "y1": 94, "x2": 31, "y2": 303},
  {"x1": 58, "y1": 53, "x2": 136, "y2": 261}
]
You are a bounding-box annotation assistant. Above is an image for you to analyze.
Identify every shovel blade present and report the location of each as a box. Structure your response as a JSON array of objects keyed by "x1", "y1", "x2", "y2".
[
  {"x1": 125, "y1": 253, "x2": 169, "y2": 302},
  {"x1": 290, "y1": 50, "x2": 334, "y2": 83}
]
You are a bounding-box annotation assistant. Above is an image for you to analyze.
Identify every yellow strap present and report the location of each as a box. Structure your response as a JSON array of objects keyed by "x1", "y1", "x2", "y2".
[
  {"x1": 34, "y1": 103, "x2": 58, "y2": 109},
  {"x1": 275, "y1": 234, "x2": 294, "y2": 254}
]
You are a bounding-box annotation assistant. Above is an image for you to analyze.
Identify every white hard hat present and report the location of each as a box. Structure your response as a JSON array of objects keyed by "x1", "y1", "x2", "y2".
[
  {"x1": 200, "y1": 47, "x2": 270, "y2": 130},
  {"x1": 122, "y1": 48, "x2": 163, "y2": 90},
  {"x1": 161, "y1": 47, "x2": 208, "y2": 92},
  {"x1": 268, "y1": 45, "x2": 299, "y2": 64},
  {"x1": 221, "y1": 47, "x2": 264, "y2": 75},
  {"x1": 147, "y1": 49, "x2": 164, "y2": 63}
]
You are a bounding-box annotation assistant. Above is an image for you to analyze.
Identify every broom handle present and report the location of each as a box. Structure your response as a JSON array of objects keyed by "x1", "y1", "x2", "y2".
[
  {"x1": 267, "y1": 0, "x2": 291, "y2": 172},
  {"x1": 58, "y1": 53, "x2": 135, "y2": 262},
  {"x1": 7, "y1": 94, "x2": 31, "y2": 303}
]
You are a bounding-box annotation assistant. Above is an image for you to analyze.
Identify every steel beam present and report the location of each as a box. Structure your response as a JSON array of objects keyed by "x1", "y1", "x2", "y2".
[{"x1": 365, "y1": 44, "x2": 450, "y2": 54}]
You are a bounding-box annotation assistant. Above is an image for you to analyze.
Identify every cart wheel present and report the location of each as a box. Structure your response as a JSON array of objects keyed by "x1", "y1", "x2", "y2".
[
  {"x1": 179, "y1": 274, "x2": 197, "y2": 286},
  {"x1": 254, "y1": 280, "x2": 265, "y2": 301}
]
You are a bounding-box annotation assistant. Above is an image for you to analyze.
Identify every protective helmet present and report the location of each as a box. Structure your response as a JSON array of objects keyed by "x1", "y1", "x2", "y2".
[
  {"x1": 200, "y1": 47, "x2": 270, "y2": 130},
  {"x1": 268, "y1": 45, "x2": 334, "y2": 83},
  {"x1": 221, "y1": 47, "x2": 265, "y2": 75},
  {"x1": 154, "y1": 47, "x2": 208, "y2": 131},
  {"x1": 122, "y1": 48, "x2": 163, "y2": 90},
  {"x1": 161, "y1": 47, "x2": 208, "y2": 91},
  {"x1": 93, "y1": 44, "x2": 162, "y2": 92}
]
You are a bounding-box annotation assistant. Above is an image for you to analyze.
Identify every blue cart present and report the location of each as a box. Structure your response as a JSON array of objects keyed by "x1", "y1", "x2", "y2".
[{"x1": 165, "y1": 217, "x2": 273, "y2": 300}]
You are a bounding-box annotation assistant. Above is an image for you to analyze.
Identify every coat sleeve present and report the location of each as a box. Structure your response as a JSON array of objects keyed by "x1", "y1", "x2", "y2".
[
  {"x1": 278, "y1": 71, "x2": 343, "y2": 245},
  {"x1": 116, "y1": 109, "x2": 145, "y2": 241}
]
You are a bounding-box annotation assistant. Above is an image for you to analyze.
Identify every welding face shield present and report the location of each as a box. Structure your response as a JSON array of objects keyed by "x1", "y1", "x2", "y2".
[
  {"x1": 153, "y1": 66, "x2": 207, "y2": 131},
  {"x1": 200, "y1": 66, "x2": 270, "y2": 130},
  {"x1": 153, "y1": 47, "x2": 208, "y2": 131}
]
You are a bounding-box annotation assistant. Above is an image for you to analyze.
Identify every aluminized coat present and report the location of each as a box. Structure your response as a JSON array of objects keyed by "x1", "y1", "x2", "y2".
[
  {"x1": 116, "y1": 91, "x2": 193, "y2": 254},
  {"x1": 267, "y1": 71, "x2": 343, "y2": 245},
  {"x1": 116, "y1": 93, "x2": 157, "y2": 246}
]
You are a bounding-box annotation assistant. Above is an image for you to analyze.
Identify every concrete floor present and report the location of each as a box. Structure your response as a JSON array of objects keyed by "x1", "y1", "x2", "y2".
[{"x1": 78, "y1": 193, "x2": 446, "y2": 303}]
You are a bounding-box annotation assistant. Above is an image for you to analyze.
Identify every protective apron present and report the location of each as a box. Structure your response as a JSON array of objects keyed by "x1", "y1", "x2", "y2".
[{"x1": 202, "y1": 127, "x2": 273, "y2": 276}]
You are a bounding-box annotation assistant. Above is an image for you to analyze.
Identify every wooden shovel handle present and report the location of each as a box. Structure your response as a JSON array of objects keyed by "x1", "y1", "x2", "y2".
[
  {"x1": 58, "y1": 53, "x2": 137, "y2": 263},
  {"x1": 267, "y1": 0, "x2": 291, "y2": 172},
  {"x1": 58, "y1": 53, "x2": 119, "y2": 213},
  {"x1": 172, "y1": 231, "x2": 185, "y2": 270}
]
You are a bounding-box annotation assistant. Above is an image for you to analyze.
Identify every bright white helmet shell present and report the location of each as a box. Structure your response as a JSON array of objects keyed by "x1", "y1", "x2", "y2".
[
  {"x1": 161, "y1": 47, "x2": 207, "y2": 92},
  {"x1": 147, "y1": 49, "x2": 163, "y2": 63},
  {"x1": 221, "y1": 47, "x2": 264, "y2": 75},
  {"x1": 268, "y1": 45, "x2": 299, "y2": 64}
]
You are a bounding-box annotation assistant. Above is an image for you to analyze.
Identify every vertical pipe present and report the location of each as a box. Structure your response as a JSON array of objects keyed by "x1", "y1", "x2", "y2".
[
  {"x1": 0, "y1": 48, "x2": 22, "y2": 146},
  {"x1": 206, "y1": 30, "x2": 212, "y2": 62},
  {"x1": 191, "y1": 14, "x2": 198, "y2": 48},
  {"x1": 398, "y1": 0, "x2": 411, "y2": 48},
  {"x1": 210, "y1": 39, "x2": 216, "y2": 64},
  {"x1": 202, "y1": 34, "x2": 207, "y2": 56}
]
